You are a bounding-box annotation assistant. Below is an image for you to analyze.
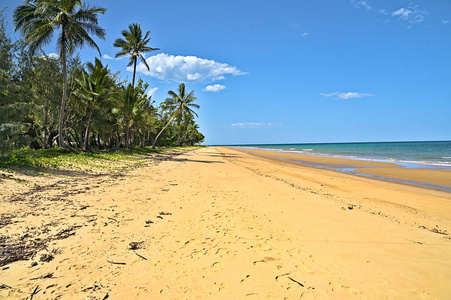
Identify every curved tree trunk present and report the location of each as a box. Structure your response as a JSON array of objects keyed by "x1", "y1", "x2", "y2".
[
  {"x1": 83, "y1": 106, "x2": 94, "y2": 150},
  {"x1": 111, "y1": 136, "x2": 125, "y2": 153},
  {"x1": 125, "y1": 123, "x2": 131, "y2": 148},
  {"x1": 152, "y1": 111, "x2": 179, "y2": 149}
]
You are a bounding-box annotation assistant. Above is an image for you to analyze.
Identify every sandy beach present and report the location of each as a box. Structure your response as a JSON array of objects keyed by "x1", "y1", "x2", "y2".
[
  {"x1": 1, "y1": 147, "x2": 450, "y2": 299},
  {"x1": 243, "y1": 149, "x2": 451, "y2": 190}
]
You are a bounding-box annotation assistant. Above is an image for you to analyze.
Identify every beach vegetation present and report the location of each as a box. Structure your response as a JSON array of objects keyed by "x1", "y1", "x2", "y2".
[
  {"x1": 13, "y1": 0, "x2": 107, "y2": 148},
  {"x1": 1, "y1": 4, "x2": 204, "y2": 157},
  {"x1": 152, "y1": 83, "x2": 200, "y2": 149}
]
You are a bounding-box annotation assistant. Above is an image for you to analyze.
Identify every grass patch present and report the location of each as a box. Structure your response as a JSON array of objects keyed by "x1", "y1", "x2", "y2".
[{"x1": 0, "y1": 146, "x2": 171, "y2": 174}]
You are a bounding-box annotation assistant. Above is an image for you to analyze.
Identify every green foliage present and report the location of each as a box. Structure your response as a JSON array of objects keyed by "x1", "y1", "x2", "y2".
[
  {"x1": 114, "y1": 23, "x2": 159, "y2": 87},
  {"x1": 13, "y1": 0, "x2": 106, "y2": 57},
  {"x1": 13, "y1": 0, "x2": 107, "y2": 147},
  {"x1": 2, "y1": 4, "x2": 204, "y2": 155},
  {"x1": 0, "y1": 10, "x2": 34, "y2": 154},
  {"x1": 0, "y1": 146, "x2": 163, "y2": 173},
  {"x1": 152, "y1": 83, "x2": 200, "y2": 148}
]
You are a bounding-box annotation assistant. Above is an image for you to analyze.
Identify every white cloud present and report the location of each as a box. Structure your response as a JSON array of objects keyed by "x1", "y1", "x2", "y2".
[
  {"x1": 147, "y1": 87, "x2": 158, "y2": 97},
  {"x1": 392, "y1": 4, "x2": 427, "y2": 27},
  {"x1": 320, "y1": 92, "x2": 375, "y2": 100},
  {"x1": 351, "y1": 0, "x2": 373, "y2": 11},
  {"x1": 351, "y1": 1, "x2": 427, "y2": 28},
  {"x1": 442, "y1": 20, "x2": 450, "y2": 24},
  {"x1": 103, "y1": 54, "x2": 114, "y2": 60},
  {"x1": 393, "y1": 8, "x2": 412, "y2": 19},
  {"x1": 187, "y1": 73, "x2": 202, "y2": 81},
  {"x1": 211, "y1": 76, "x2": 225, "y2": 81},
  {"x1": 378, "y1": 19, "x2": 390, "y2": 24},
  {"x1": 204, "y1": 84, "x2": 226, "y2": 92},
  {"x1": 230, "y1": 122, "x2": 281, "y2": 129},
  {"x1": 133, "y1": 53, "x2": 247, "y2": 83},
  {"x1": 41, "y1": 53, "x2": 59, "y2": 59},
  {"x1": 302, "y1": 32, "x2": 309, "y2": 37}
]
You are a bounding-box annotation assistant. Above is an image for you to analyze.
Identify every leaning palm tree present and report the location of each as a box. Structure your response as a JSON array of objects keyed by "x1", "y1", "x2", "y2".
[
  {"x1": 113, "y1": 23, "x2": 159, "y2": 87},
  {"x1": 152, "y1": 83, "x2": 199, "y2": 149},
  {"x1": 13, "y1": 0, "x2": 106, "y2": 148}
]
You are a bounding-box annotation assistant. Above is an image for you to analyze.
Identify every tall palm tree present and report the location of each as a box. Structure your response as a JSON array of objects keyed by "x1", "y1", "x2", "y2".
[
  {"x1": 152, "y1": 83, "x2": 199, "y2": 149},
  {"x1": 76, "y1": 57, "x2": 112, "y2": 150},
  {"x1": 113, "y1": 23, "x2": 159, "y2": 87},
  {"x1": 13, "y1": 0, "x2": 106, "y2": 148},
  {"x1": 111, "y1": 84, "x2": 147, "y2": 149}
]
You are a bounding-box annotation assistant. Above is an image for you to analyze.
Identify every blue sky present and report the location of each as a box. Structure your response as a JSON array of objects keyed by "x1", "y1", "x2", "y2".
[{"x1": 2, "y1": 0, "x2": 451, "y2": 145}]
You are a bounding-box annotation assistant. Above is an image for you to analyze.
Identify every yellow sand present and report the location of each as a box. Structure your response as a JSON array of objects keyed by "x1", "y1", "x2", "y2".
[
  {"x1": 246, "y1": 148, "x2": 451, "y2": 188},
  {"x1": 355, "y1": 168, "x2": 451, "y2": 187},
  {"x1": 1, "y1": 147, "x2": 450, "y2": 299}
]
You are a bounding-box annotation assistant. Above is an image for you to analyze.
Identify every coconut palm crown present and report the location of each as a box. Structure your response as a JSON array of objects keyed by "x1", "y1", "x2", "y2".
[
  {"x1": 113, "y1": 23, "x2": 159, "y2": 87},
  {"x1": 13, "y1": 0, "x2": 106, "y2": 147},
  {"x1": 152, "y1": 83, "x2": 199, "y2": 149}
]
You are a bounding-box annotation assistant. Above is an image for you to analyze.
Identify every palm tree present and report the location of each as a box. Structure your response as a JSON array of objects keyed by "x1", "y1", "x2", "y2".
[
  {"x1": 111, "y1": 84, "x2": 147, "y2": 149},
  {"x1": 152, "y1": 83, "x2": 199, "y2": 149},
  {"x1": 13, "y1": 0, "x2": 106, "y2": 148},
  {"x1": 76, "y1": 58, "x2": 113, "y2": 150},
  {"x1": 113, "y1": 23, "x2": 159, "y2": 87}
]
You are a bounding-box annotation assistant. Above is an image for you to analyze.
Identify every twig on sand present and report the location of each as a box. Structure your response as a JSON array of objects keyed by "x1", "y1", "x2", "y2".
[
  {"x1": 133, "y1": 251, "x2": 148, "y2": 260},
  {"x1": 107, "y1": 217, "x2": 118, "y2": 223},
  {"x1": 30, "y1": 285, "x2": 41, "y2": 300},
  {"x1": 288, "y1": 277, "x2": 304, "y2": 287},
  {"x1": 107, "y1": 260, "x2": 126, "y2": 265},
  {"x1": 30, "y1": 272, "x2": 54, "y2": 280},
  {"x1": 0, "y1": 283, "x2": 12, "y2": 289}
]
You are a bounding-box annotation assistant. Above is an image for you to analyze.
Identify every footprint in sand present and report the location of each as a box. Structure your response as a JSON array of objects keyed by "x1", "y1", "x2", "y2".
[
  {"x1": 250, "y1": 243, "x2": 272, "y2": 252},
  {"x1": 287, "y1": 248, "x2": 302, "y2": 257},
  {"x1": 210, "y1": 261, "x2": 223, "y2": 272},
  {"x1": 253, "y1": 256, "x2": 280, "y2": 265},
  {"x1": 296, "y1": 264, "x2": 314, "y2": 275},
  {"x1": 329, "y1": 282, "x2": 361, "y2": 296}
]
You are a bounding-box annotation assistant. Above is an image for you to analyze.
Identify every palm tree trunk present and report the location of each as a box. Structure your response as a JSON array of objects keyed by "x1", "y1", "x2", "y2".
[
  {"x1": 58, "y1": 36, "x2": 67, "y2": 148},
  {"x1": 83, "y1": 106, "x2": 94, "y2": 150},
  {"x1": 132, "y1": 58, "x2": 137, "y2": 87},
  {"x1": 111, "y1": 136, "x2": 125, "y2": 152},
  {"x1": 43, "y1": 93, "x2": 49, "y2": 148},
  {"x1": 152, "y1": 111, "x2": 179, "y2": 149}
]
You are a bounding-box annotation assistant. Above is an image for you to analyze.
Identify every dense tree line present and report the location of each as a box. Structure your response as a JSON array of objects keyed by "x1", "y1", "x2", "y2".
[{"x1": 0, "y1": 3, "x2": 204, "y2": 154}]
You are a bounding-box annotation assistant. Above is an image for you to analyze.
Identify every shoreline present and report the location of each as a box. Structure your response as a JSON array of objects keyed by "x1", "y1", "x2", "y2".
[
  {"x1": 236, "y1": 148, "x2": 451, "y2": 193},
  {"x1": 1, "y1": 147, "x2": 450, "y2": 299}
]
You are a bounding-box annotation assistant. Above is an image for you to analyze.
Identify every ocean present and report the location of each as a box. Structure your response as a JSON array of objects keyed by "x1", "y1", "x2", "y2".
[{"x1": 233, "y1": 141, "x2": 451, "y2": 169}]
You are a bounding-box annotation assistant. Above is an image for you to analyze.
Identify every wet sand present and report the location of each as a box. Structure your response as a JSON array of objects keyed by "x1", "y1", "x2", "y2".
[
  {"x1": 1, "y1": 147, "x2": 450, "y2": 299},
  {"x1": 356, "y1": 167, "x2": 451, "y2": 187},
  {"x1": 243, "y1": 148, "x2": 451, "y2": 191}
]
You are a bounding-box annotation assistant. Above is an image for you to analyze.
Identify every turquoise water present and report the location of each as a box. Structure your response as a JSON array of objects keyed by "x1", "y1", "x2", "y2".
[{"x1": 233, "y1": 141, "x2": 451, "y2": 169}]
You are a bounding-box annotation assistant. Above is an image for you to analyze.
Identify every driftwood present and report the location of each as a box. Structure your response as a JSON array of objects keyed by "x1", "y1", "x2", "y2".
[
  {"x1": 133, "y1": 251, "x2": 148, "y2": 260},
  {"x1": 288, "y1": 277, "x2": 304, "y2": 287},
  {"x1": 30, "y1": 285, "x2": 41, "y2": 300},
  {"x1": 107, "y1": 260, "x2": 126, "y2": 265}
]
